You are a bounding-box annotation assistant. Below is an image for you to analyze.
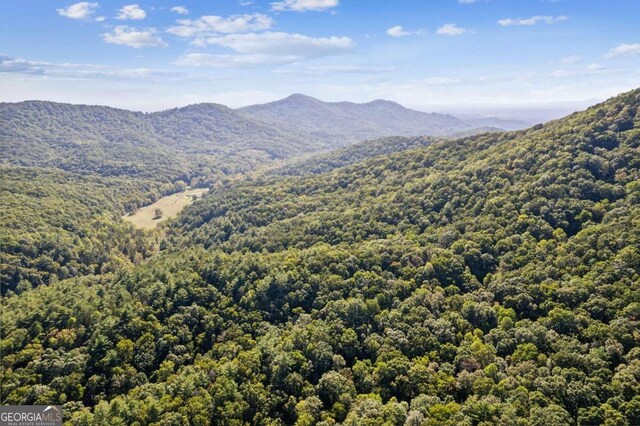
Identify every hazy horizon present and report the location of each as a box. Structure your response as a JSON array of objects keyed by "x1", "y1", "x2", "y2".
[
  {"x1": 1, "y1": 0, "x2": 639, "y2": 114},
  {"x1": 2, "y1": 2, "x2": 640, "y2": 422},
  {"x1": 0, "y1": 91, "x2": 605, "y2": 123}
]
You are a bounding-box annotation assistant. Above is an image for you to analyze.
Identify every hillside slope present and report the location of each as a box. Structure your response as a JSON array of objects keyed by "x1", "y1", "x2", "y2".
[
  {"x1": 2, "y1": 89, "x2": 639, "y2": 425},
  {"x1": 0, "y1": 100, "x2": 328, "y2": 180},
  {"x1": 171, "y1": 89, "x2": 639, "y2": 254},
  {"x1": 239, "y1": 94, "x2": 475, "y2": 144},
  {"x1": 0, "y1": 101, "x2": 185, "y2": 179},
  {"x1": 148, "y1": 102, "x2": 328, "y2": 158},
  {"x1": 266, "y1": 135, "x2": 440, "y2": 177},
  {"x1": 0, "y1": 100, "x2": 328, "y2": 290}
]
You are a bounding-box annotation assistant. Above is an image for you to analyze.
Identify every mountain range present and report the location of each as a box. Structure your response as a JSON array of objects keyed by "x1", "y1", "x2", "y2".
[
  {"x1": 2, "y1": 88, "x2": 638, "y2": 425},
  {"x1": 238, "y1": 94, "x2": 484, "y2": 143},
  {"x1": 0, "y1": 95, "x2": 532, "y2": 181}
]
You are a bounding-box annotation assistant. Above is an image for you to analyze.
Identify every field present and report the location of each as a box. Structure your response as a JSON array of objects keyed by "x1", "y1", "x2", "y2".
[{"x1": 123, "y1": 188, "x2": 209, "y2": 229}]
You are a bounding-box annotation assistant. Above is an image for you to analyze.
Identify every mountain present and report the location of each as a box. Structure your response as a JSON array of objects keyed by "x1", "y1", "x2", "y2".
[
  {"x1": 1, "y1": 97, "x2": 510, "y2": 183},
  {"x1": 3, "y1": 90, "x2": 637, "y2": 423},
  {"x1": 0, "y1": 100, "x2": 329, "y2": 180},
  {"x1": 0, "y1": 97, "x2": 473, "y2": 293},
  {"x1": 457, "y1": 114, "x2": 534, "y2": 131},
  {"x1": 0, "y1": 101, "x2": 183, "y2": 179},
  {"x1": 147, "y1": 102, "x2": 328, "y2": 158},
  {"x1": 0, "y1": 100, "x2": 324, "y2": 291},
  {"x1": 265, "y1": 135, "x2": 439, "y2": 177},
  {"x1": 2, "y1": 89, "x2": 639, "y2": 425},
  {"x1": 238, "y1": 94, "x2": 476, "y2": 144},
  {"x1": 170, "y1": 89, "x2": 640, "y2": 255}
]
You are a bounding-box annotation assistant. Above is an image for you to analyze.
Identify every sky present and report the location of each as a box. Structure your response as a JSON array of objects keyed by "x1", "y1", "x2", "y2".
[{"x1": 0, "y1": 0, "x2": 639, "y2": 113}]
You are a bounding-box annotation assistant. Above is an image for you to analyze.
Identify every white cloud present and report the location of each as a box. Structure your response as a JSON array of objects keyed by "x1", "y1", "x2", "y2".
[
  {"x1": 103, "y1": 26, "x2": 168, "y2": 48},
  {"x1": 174, "y1": 53, "x2": 287, "y2": 67},
  {"x1": 386, "y1": 26, "x2": 411, "y2": 38},
  {"x1": 0, "y1": 54, "x2": 45, "y2": 74},
  {"x1": 170, "y1": 6, "x2": 189, "y2": 15},
  {"x1": 175, "y1": 32, "x2": 354, "y2": 67},
  {"x1": 57, "y1": 2, "x2": 98, "y2": 20},
  {"x1": 270, "y1": 0, "x2": 339, "y2": 12},
  {"x1": 550, "y1": 63, "x2": 609, "y2": 78},
  {"x1": 436, "y1": 24, "x2": 467, "y2": 36},
  {"x1": 386, "y1": 26, "x2": 426, "y2": 38},
  {"x1": 586, "y1": 63, "x2": 606, "y2": 71},
  {"x1": 195, "y1": 31, "x2": 354, "y2": 57},
  {"x1": 273, "y1": 64, "x2": 395, "y2": 76},
  {"x1": 95, "y1": 16, "x2": 106, "y2": 22},
  {"x1": 498, "y1": 15, "x2": 567, "y2": 26},
  {"x1": 0, "y1": 53, "x2": 186, "y2": 80},
  {"x1": 117, "y1": 4, "x2": 146, "y2": 20},
  {"x1": 167, "y1": 14, "x2": 273, "y2": 37},
  {"x1": 603, "y1": 43, "x2": 640, "y2": 58},
  {"x1": 560, "y1": 55, "x2": 581, "y2": 64}
]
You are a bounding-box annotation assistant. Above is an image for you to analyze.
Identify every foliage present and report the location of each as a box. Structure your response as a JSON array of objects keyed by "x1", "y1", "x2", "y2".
[
  {"x1": 0, "y1": 166, "x2": 164, "y2": 293},
  {"x1": 1, "y1": 89, "x2": 639, "y2": 425},
  {"x1": 239, "y1": 94, "x2": 477, "y2": 144}
]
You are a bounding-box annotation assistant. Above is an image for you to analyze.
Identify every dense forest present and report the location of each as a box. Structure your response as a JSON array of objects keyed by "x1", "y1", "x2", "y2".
[
  {"x1": 238, "y1": 95, "x2": 479, "y2": 144},
  {"x1": 0, "y1": 98, "x2": 501, "y2": 292},
  {"x1": 1, "y1": 89, "x2": 639, "y2": 425},
  {"x1": 0, "y1": 166, "x2": 166, "y2": 293},
  {"x1": 264, "y1": 136, "x2": 439, "y2": 177},
  {"x1": 0, "y1": 99, "x2": 320, "y2": 292}
]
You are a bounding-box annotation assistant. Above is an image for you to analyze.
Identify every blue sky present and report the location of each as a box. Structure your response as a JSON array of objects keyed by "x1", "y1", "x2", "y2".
[{"x1": 0, "y1": 0, "x2": 638, "y2": 111}]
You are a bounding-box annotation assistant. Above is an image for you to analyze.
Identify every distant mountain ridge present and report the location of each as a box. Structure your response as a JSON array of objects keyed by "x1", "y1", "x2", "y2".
[
  {"x1": 0, "y1": 100, "x2": 328, "y2": 180},
  {"x1": 238, "y1": 94, "x2": 477, "y2": 144},
  {"x1": 0, "y1": 94, "x2": 536, "y2": 182},
  {"x1": 453, "y1": 113, "x2": 535, "y2": 131},
  {"x1": 3, "y1": 89, "x2": 640, "y2": 424},
  {"x1": 266, "y1": 135, "x2": 439, "y2": 177},
  {"x1": 0, "y1": 95, "x2": 531, "y2": 183}
]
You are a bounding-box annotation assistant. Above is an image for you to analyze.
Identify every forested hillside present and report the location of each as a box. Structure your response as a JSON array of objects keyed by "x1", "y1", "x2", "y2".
[
  {"x1": 1, "y1": 89, "x2": 638, "y2": 425},
  {"x1": 148, "y1": 103, "x2": 328, "y2": 159},
  {"x1": 0, "y1": 166, "x2": 166, "y2": 293},
  {"x1": 0, "y1": 99, "x2": 321, "y2": 292},
  {"x1": 238, "y1": 94, "x2": 476, "y2": 144},
  {"x1": 0, "y1": 97, "x2": 498, "y2": 293},
  {"x1": 0, "y1": 100, "x2": 324, "y2": 179},
  {"x1": 266, "y1": 136, "x2": 439, "y2": 177}
]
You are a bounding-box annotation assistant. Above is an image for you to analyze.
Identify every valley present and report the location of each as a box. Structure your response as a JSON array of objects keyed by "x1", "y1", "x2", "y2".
[
  {"x1": 123, "y1": 187, "x2": 209, "y2": 229},
  {"x1": 1, "y1": 89, "x2": 639, "y2": 425},
  {"x1": 3, "y1": 0, "x2": 638, "y2": 423}
]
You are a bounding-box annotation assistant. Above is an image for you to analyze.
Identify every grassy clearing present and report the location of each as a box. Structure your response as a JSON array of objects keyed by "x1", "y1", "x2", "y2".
[{"x1": 123, "y1": 188, "x2": 209, "y2": 229}]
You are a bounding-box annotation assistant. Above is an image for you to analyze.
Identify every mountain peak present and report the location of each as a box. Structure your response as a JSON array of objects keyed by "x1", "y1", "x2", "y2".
[
  {"x1": 284, "y1": 93, "x2": 318, "y2": 101},
  {"x1": 176, "y1": 102, "x2": 230, "y2": 112},
  {"x1": 238, "y1": 93, "x2": 474, "y2": 142},
  {"x1": 278, "y1": 93, "x2": 325, "y2": 106},
  {"x1": 363, "y1": 99, "x2": 406, "y2": 109}
]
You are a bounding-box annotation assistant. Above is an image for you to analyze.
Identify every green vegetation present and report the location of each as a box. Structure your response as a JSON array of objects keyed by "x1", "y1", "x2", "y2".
[
  {"x1": 0, "y1": 166, "x2": 164, "y2": 294},
  {"x1": 0, "y1": 99, "x2": 325, "y2": 292},
  {"x1": 239, "y1": 94, "x2": 477, "y2": 144},
  {"x1": 1, "y1": 89, "x2": 639, "y2": 425},
  {"x1": 123, "y1": 189, "x2": 209, "y2": 230},
  {"x1": 266, "y1": 136, "x2": 438, "y2": 177},
  {"x1": 0, "y1": 100, "x2": 333, "y2": 176}
]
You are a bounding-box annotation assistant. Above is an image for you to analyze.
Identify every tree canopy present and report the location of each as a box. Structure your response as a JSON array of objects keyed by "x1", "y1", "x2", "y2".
[{"x1": 1, "y1": 89, "x2": 639, "y2": 425}]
